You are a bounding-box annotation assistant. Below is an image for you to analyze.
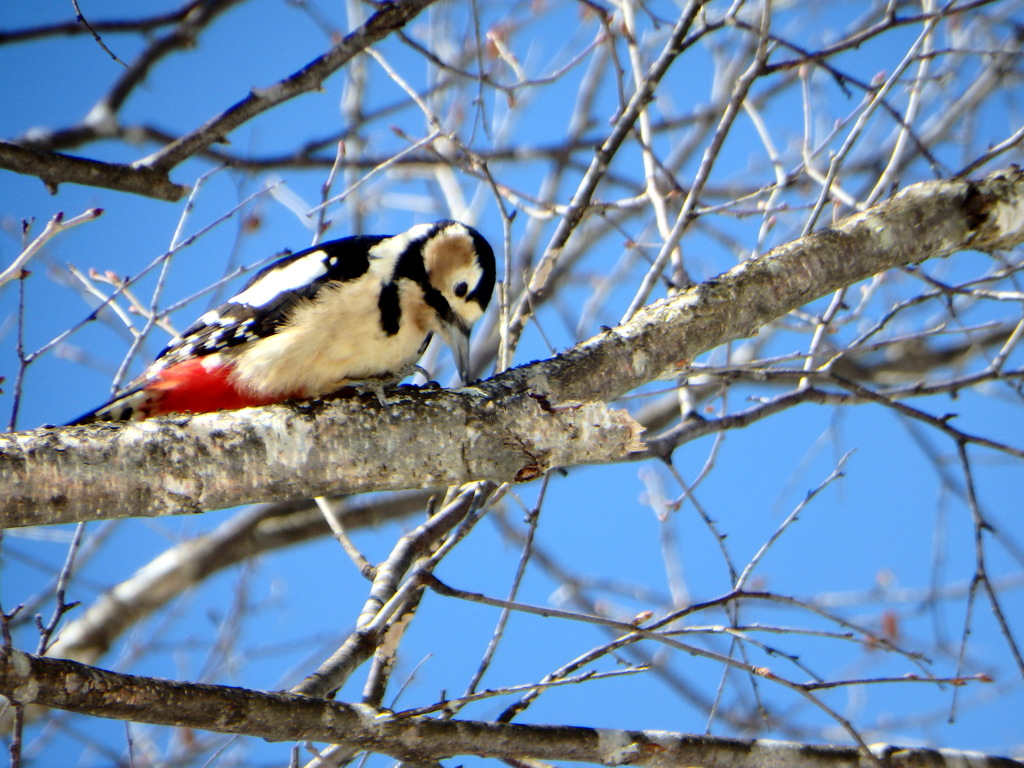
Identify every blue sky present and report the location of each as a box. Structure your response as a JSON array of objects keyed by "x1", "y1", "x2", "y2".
[{"x1": 2, "y1": 1, "x2": 1023, "y2": 764}]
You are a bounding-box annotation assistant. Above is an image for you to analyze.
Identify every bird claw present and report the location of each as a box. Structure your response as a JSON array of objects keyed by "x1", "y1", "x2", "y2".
[
  {"x1": 356, "y1": 379, "x2": 393, "y2": 409},
  {"x1": 339, "y1": 369, "x2": 411, "y2": 409}
]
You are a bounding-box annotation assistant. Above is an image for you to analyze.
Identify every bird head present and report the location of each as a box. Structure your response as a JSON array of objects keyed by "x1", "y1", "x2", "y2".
[{"x1": 420, "y1": 221, "x2": 496, "y2": 383}]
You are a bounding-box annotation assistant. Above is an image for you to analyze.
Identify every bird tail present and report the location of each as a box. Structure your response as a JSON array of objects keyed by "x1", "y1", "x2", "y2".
[{"x1": 65, "y1": 383, "x2": 152, "y2": 426}]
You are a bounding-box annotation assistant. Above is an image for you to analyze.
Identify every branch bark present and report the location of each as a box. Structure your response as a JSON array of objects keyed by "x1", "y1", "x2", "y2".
[
  {"x1": 1, "y1": 392, "x2": 642, "y2": 528},
  {"x1": 0, "y1": 140, "x2": 187, "y2": 201},
  {"x1": 3, "y1": 168, "x2": 1023, "y2": 528},
  {"x1": 2, "y1": 648, "x2": 1020, "y2": 768}
]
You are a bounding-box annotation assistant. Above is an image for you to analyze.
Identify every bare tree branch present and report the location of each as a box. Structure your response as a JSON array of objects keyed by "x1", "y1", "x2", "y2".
[
  {"x1": 0, "y1": 3, "x2": 205, "y2": 45},
  {"x1": 2, "y1": 168, "x2": 1023, "y2": 527},
  {"x1": 506, "y1": 0, "x2": 710, "y2": 348},
  {"x1": 42, "y1": 492, "x2": 431, "y2": 666},
  {"x1": 14, "y1": 0, "x2": 249, "y2": 155},
  {"x1": 0, "y1": 140, "x2": 187, "y2": 201},
  {"x1": 6, "y1": 2, "x2": 1024, "y2": 762},
  {"x1": 2, "y1": 0, "x2": 436, "y2": 197},
  {"x1": 0, "y1": 208, "x2": 103, "y2": 288},
  {"x1": 1, "y1": 390, "x2": 642, "y2": 527},
  {"x1": 139, "y1": 0, "x2": 440, "y2": 174},
  {"x1": 2, "y1": 648, "x2": 1021, "y2": 768}
]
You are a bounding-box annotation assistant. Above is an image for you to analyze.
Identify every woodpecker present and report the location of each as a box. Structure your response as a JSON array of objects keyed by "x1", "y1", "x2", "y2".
[{"x1": 69, "y1": 220, "x2": 496, "y2": 424}]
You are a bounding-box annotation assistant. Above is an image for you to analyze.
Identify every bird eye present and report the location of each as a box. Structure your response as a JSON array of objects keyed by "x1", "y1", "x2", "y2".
[{"x1": 454, "y1": 281, "x2": 469, "y2": 298}]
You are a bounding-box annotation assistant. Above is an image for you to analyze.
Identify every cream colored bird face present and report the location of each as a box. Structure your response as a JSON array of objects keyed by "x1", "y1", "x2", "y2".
[{"x1": 422, "y1": 225, "x2": 489, "y2": 329}]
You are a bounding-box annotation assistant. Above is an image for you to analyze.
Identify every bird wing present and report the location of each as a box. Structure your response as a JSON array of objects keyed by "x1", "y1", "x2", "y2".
[{"x1": 152, "y1": 235, "x2": 388, "y2": 370}]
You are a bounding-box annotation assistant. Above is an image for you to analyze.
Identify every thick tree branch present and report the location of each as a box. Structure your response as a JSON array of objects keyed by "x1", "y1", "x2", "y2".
[
  {"x1": 516, "y1": 167, "x2": 1024, "y2": 405},
  {"x1": 2, "y1": 169, "x2": 1023, "y2": 528},
  {"x1": 1, "y1": 649, "x2": 1020, "y2": 768},
  {"x1": 0, "y1": 140, "x2": 187, "y2": 201},
  {"x1": 1, "y1": 392, "x2": 642, "y2": 528}
]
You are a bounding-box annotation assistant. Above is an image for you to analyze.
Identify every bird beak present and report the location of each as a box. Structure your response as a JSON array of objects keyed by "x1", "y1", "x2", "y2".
[{"x1": 444, "y1": 320, "x2": 473, "y2": 384}]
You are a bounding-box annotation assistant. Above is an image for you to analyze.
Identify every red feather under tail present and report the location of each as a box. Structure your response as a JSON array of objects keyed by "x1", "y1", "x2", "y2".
[{"x1": 68, "y1": 359, "x2": 286, "y2": 424}]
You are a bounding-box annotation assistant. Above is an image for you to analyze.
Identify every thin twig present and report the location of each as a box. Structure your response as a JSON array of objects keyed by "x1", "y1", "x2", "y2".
[
  {"x1": 72, "y1": 0, "x2": 129, "y2": 68},
  {"x1": 0, "y1": 208, "x2": 103, "y2": 289}
]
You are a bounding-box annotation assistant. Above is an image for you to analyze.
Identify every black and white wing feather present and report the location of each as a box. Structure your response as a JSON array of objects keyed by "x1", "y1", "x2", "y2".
[{"x1": 152, "y1": 235, "x2": 387, "y2": 371}]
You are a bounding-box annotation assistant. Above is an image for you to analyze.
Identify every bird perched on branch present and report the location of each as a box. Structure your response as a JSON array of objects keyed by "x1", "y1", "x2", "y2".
[{"x1": 69, "y1": 220, "x2": 496, "y2": 425}]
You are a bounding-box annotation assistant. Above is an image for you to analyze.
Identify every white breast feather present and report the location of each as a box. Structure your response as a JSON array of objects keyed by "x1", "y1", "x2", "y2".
[{"x1": 228, "y1": 274, "x2": 436, "y2": 398}]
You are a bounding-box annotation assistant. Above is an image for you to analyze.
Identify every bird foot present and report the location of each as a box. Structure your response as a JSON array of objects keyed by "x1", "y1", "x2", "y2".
[{"x1": 335, "y1": 367, "x2": 418, "y2": 408}]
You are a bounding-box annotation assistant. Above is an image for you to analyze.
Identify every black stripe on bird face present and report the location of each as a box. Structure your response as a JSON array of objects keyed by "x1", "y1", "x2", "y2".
[
  {"x1": 421, "y1": 285, "x2": 455, "y2": 327},
  {"x1": 389, "y1": 231, "x2": 458, "y2": 329}
]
